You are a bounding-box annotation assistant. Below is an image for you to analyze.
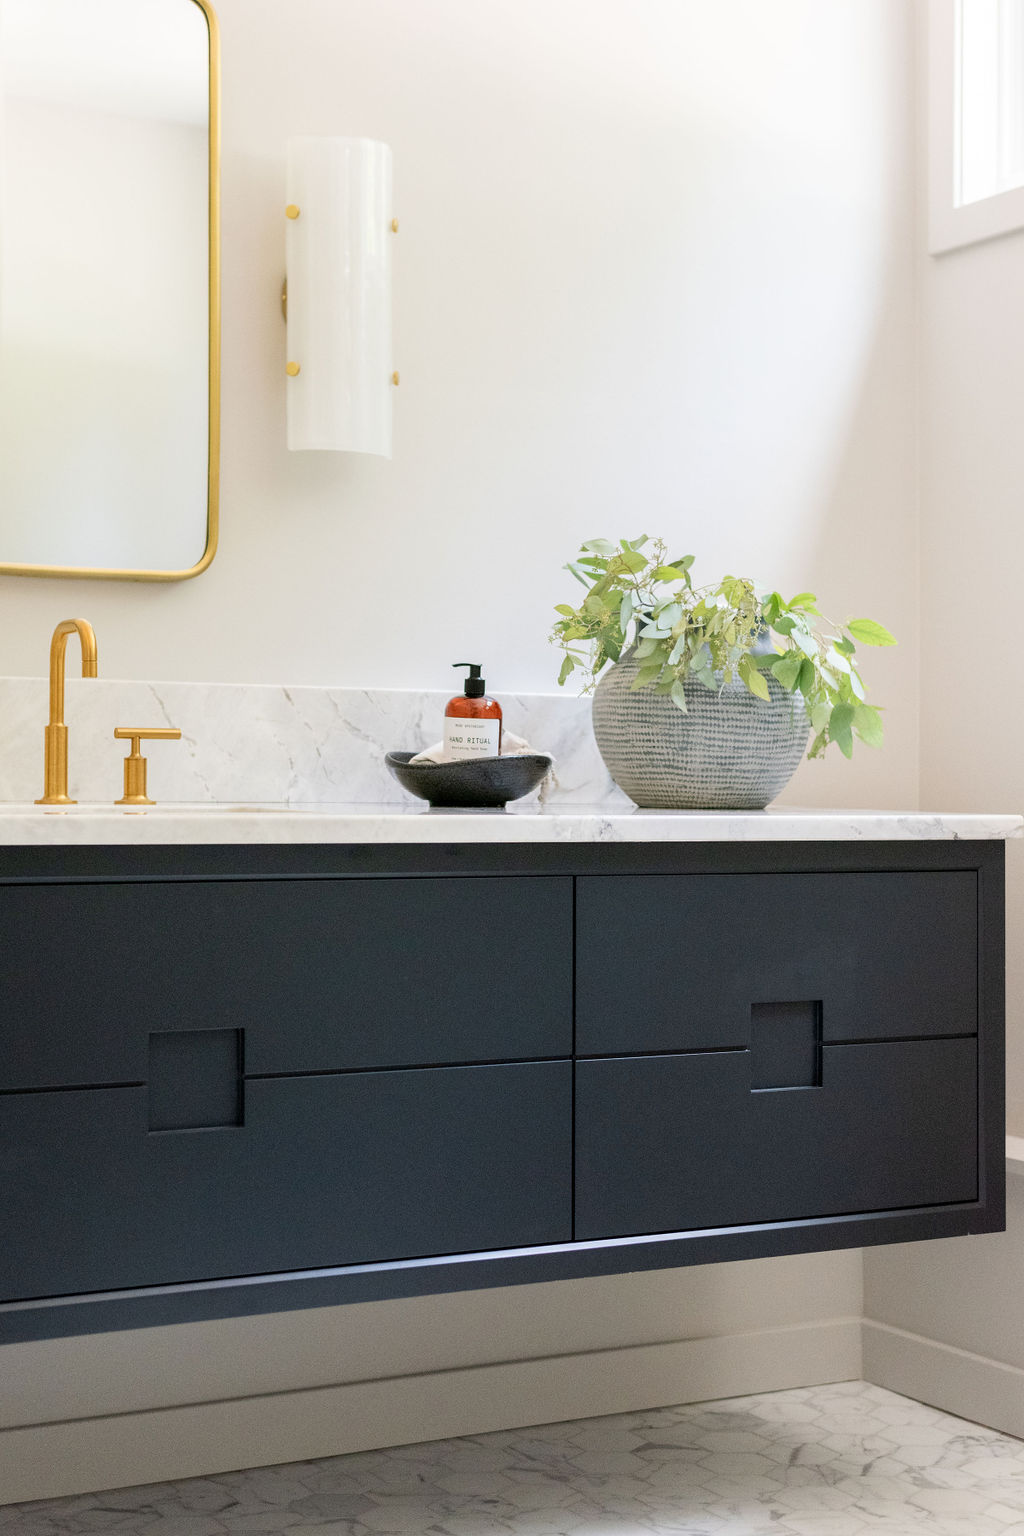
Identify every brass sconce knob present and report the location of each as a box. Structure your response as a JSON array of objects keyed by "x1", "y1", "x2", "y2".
[
  {"x1": 114, "y1": 727, "x2": 182, "y2": 806},
  {"x1": 286, "y1": 361, "x2": 301, "y2": 377},
  {"x1": 285, "y1": 204, "x2": 301, "y2": 220}
]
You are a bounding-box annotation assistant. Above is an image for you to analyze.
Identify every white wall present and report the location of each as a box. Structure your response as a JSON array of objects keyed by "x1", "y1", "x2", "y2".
[
  {"x1": 860, "y1": 4, "x2": 1024, "y2": 1437},
  {"x1": 0, "y1": 0, "x2": 917, "y2": 811},
  {"x1": 916, "y1": 203, "x2": 1024, "y2": 1132},
  {"x1": 0, "y1": 1255, "x2": 862, "y2": 1502},
  {"x1": 864, "y1": 1170, "x2": 1024, "y2": 1441},
  {"x1": 0, "y1": 0, "x2": 918, "y2": 1501}
]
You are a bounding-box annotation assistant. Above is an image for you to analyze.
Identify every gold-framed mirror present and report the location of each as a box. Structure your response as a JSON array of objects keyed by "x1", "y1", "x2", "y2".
[{"x1": 0, "y1": 0, "x2": 220, "y2": 580}]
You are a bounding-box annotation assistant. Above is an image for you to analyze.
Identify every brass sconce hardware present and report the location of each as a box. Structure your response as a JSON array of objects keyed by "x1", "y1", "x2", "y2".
[
  {"x1": 36, "y1": 619, "x2": 98, "y2": 805},
  {"x1": 114, "y1": 727, "x2": 182, "y2": 806},
  {"x1": 391, "y1": 218, "x2": 399, "y2": 232},
  {"x1": 282, "y1": 208, "x2": 301, "y2": 328},
  {"x1": 286, "y1": 361, "x2": 301, "y2": 376},
  {"x1": 392, "y1": 371, "x2": 400, "y2": 385}
]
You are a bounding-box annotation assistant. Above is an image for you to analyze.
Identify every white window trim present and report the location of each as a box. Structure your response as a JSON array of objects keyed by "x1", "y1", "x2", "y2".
[{"x1": 929, "y1": 0, "x2": 1024, "y2": 254}]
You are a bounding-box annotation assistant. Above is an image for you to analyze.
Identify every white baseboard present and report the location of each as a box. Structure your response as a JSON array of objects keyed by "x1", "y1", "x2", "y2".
[
  {"x1": 863, "y1": 1319, "x2": 1024, "y2": 1440},
  {"x1": 0, "y1": 1317, "x2": 860, "y2": 1505}
]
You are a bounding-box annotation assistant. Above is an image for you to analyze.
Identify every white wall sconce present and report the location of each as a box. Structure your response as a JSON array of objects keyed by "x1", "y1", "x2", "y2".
[{"x1": 284, "y1": 136, "x2": 396, "y2": 456}]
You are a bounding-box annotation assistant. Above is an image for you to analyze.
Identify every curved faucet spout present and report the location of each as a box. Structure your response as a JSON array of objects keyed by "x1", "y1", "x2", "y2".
[{"x1": 37, "y1": 619, "x2": 99, "y2": 805}]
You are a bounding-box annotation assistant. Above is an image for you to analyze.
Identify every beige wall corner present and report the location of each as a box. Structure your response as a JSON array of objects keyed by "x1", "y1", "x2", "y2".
[{"x1": 863, "y1": 1170, "x2": 1024, "y2": 1436}]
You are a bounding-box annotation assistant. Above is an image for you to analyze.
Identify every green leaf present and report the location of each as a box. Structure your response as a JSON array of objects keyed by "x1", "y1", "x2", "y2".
[
  {"x1": 721, "y1": 576, "x2": 749, "y2": 607},
  {"x1": 631, "y1": 663, "x2": 664, "y2": 690},
  {"x1": 566, "y1": 562, "x2": 590, "y2": 587},
  {"x1": 798, "y1": 657, "x2": 816, "y2": 697},
  {"x1": 772, "y1": 654, "x2": 803, "y2": 692},
  {"x1": 653, "y1": 566, "x2": 686, "y2": 582},
  {"x1": 794, "y1": 628, "x2": 819, "y2": 659},
  {"x1": 853, "y1": 703, "x2": 884, "y2": 748},
  {"x1": 670, "y1": 680, "x2": 688, "y2": 712},
  {"x1": 634, "y1": 637, "x2": 660, "y2": 659},
  {"x1": 773, "y1": 614, "x2": 796, "y2": 636},
  {"x1": 847, "y1": 618, "x2": 897, "y2": 647},
  {"x1": 788, "y1": 591, "x2": 817, "y2": 608},
  {"x1": 619, "y1": 592, "x2": 634, "y2": 630},
  {"x1": 618, "y1": 548, "x2": 649, "y2": 574},
  {"x1": 557, "y1": 654, "x2": 575, "y2": 686},
  {"x1": 554, "y1": 604, "x2": 577, "y2": 618},
  {"x1": 582, "y1": 538, "x2": 616, "y2": 556},
  {"x1": 738, "y1": 654, "x2": 770, "y2": 701},
  {"x1": 833, "y1": 635, "x2": 856, "y2": 656},
  {"x1": 826, "y1": 646, "x2": 851, "y2": 674},
  {"x1": 656, "y1": 601, "x2": 683, "y2": 629},
  {"x1": 810, "y1": 702, "x2": 832, "y2": 733},
  {"x1": 830, "y1": 703, "x2": 856, "y2": 759}
]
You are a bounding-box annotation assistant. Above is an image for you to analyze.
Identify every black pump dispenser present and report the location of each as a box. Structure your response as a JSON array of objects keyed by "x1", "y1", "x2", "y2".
[{"x1": 453, "y1": 662, "x2": 485, "y2": 698}]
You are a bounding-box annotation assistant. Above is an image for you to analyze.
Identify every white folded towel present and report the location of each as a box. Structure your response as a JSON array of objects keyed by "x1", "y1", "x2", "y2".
[{"x1": 410, "y1": 731, "x2": 544, "y2": 765}]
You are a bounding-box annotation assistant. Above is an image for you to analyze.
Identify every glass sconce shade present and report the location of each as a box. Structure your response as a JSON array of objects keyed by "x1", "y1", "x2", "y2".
[{"x1": 285, "y1": 136, "x2": 393, "y2": 455}]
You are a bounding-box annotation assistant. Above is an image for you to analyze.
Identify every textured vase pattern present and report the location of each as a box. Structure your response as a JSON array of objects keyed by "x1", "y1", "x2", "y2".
[{"x1": 592, "y1": 648, "x2": 809, "y2": 810}]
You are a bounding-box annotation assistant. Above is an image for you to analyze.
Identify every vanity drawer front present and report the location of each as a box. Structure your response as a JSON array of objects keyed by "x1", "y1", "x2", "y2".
[
  {"x1": 574, "y1": 1038, "x2": 977, "y2": 1240},
  {"x1": 0, "y1": 875, "x2": 572, "y2": 1089},
  {"x1": 576, "y1": 872, "x2": 977, "y2": 1055},
  {"x1": 0, "y1": 1060, "x2": 571, "y2": 1300}
]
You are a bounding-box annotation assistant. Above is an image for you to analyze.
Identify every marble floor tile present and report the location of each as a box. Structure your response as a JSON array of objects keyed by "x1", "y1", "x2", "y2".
[{"x1": 7, "y1": 1383, "x2": 1024, "y2": 1536}]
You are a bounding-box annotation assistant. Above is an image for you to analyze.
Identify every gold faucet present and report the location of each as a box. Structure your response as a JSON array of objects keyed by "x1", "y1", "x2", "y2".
[{"x1": 36, "y1": 619, "x2": 98, "y2": 805}]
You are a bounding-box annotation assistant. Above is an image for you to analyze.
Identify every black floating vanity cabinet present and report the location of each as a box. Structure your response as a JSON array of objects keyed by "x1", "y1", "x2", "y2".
[{"x1": 0, "y1": 838, "x2": 1004, "y2": 1343}]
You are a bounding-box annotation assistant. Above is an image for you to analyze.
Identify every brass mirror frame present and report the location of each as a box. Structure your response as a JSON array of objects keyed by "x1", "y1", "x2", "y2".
[{"x1": 0, "y1": 0, "x2": 221, "y2": 582}]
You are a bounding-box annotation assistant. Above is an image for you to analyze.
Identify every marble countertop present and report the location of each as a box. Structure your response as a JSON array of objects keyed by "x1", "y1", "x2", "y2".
[{"x1": 0, "y1": 802, "x2": 1018, "y2": 845}]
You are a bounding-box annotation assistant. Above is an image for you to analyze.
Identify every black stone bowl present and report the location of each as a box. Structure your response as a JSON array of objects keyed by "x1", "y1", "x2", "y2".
[{"x1": 385, "y1": 751, "x2": 553, "y2": 809}]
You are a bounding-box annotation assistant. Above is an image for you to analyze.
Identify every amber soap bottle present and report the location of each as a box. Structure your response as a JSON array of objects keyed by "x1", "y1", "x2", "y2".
[{"x1": 444, "y1": 663, "x2": 503, "y2": 759}]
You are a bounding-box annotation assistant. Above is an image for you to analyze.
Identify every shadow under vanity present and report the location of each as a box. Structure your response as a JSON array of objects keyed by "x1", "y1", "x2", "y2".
[{"x1": 0, "y1": 818, "x2": 1010, "y2": 1344}]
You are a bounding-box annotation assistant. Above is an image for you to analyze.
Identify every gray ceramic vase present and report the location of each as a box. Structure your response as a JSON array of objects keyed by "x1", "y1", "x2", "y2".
[{"x1": 591, "y1": 646, "x2": 809, "y2": 810}]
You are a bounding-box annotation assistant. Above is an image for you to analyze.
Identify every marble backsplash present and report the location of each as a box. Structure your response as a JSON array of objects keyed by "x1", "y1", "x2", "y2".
[{"x1": 0, "y1": 676, "x2": 627, "y2": 807}]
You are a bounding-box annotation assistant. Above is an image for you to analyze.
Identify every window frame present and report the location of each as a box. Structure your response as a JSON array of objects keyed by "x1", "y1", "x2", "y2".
[{"x1": 928, "y1": 0, "x2": 1024, "y2": 254}]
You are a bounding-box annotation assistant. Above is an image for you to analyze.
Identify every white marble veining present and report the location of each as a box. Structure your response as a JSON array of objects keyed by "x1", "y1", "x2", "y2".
[
  {"x1": 7, "y1": 1382, "x2": 1024, "y2": 1534},
  {"x1": 1, "y1": 675, "x2": 1018, "y2": 844},
  {"x1": 0, "y1": 803, "x2": 1019, "y2": 845},
  {"x1": 0, "y1": 677, "x2": 625, "y2": 809}
]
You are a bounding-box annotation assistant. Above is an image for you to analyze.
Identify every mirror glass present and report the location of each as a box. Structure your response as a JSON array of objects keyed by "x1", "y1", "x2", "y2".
[{"x1": 0, "y1": 0, "x2": 217, "y2": 579}]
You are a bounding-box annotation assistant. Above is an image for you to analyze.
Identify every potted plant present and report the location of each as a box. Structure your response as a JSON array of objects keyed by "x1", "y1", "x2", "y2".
[{"x1": 552, "y1": 537, "x2": 895, "y2": 810}]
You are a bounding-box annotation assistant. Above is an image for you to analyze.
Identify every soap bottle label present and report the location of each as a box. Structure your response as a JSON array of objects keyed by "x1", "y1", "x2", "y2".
[{"x1": 443, "y1": 717, "x2": 501, "y2": 759}]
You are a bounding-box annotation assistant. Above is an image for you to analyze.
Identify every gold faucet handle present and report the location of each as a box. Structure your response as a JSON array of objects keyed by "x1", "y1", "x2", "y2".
[{"x1": 114, "y1": 727, "x2": 182, "y2": 807}]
